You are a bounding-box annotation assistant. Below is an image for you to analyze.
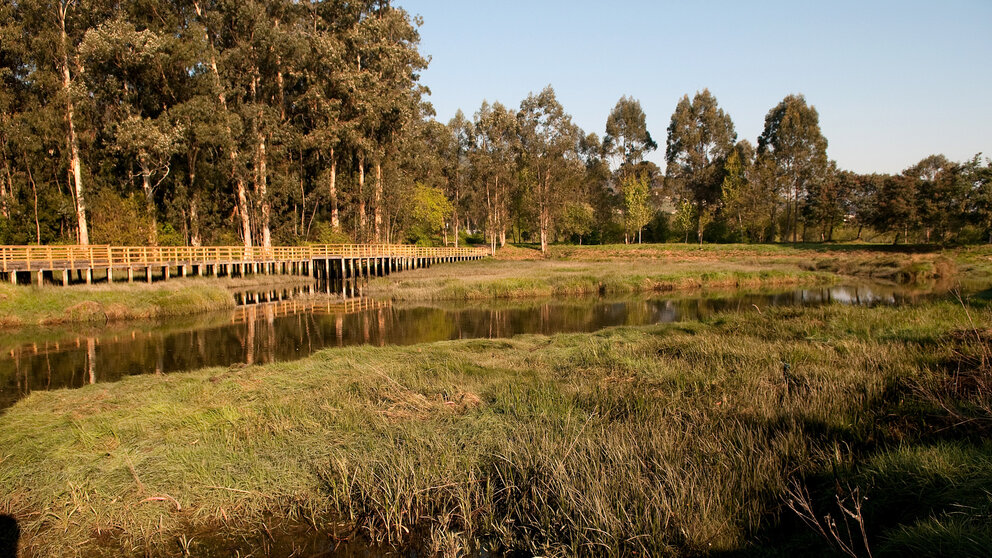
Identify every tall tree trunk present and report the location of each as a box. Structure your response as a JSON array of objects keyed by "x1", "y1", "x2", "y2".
[
  {"x1": 193, "y1": 1, "x2": 250, "y2": 248},
  {"x1": 452, "y1": 187, "x2": 459, "y2": 248},
  {"x1": 373, "y1": 160, "x2": 382, "y2": 242},
  {"x1": 357, "y1": 155, "x2": 366, "y2": 241},
  {"x1": 188, "y1": 149, "x2": 201, "y2": 246},
  {"x1": 236, "y1": 172, "x2": 252, "y2": 248},
  {"x1": 59, "y1": 6, "x2": 88, "y2": 245},
  {"x1": 23, "y1": 152, "x2": 41, "y2": 243},
  {"x1": 189, "y1": 196, "x2": 201, "y2": 247},
  {"x1": 140, "y1": 159, "x2": 158, "y2": 244},
  {"x1": 0, "y1": 149, "x2": 10, "y2": 220},
  {"x1": 539, "y1": 175, "x2": 549, "y2": 254},
  {"x1": 257, "y1": 131, "x2": 271, "y2": 247},
  {"x1": 329, "y1": 147, "x2": 339, "y2": 229}
]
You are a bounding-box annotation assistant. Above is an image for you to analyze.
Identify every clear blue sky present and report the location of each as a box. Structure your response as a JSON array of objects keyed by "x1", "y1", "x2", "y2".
[{"x1": 400, "y1": 0, "x2": 992, "y2": 174}]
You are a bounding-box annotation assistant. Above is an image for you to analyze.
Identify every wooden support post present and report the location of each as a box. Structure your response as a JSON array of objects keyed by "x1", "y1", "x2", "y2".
[
  {"x1": 146, "y1": 267, "x2": 153, "y2": 283},
  {"x1": 62, "y1": 269, "x2": 69, "y2": 286},
  {"x1": 36, "y1": 270, "x2": 44, "y2": 287},
  {"x1": 85, "y1": 268, "x2": 92, "y2": 285},
  {"x1": 128, "y1": 267, "x2": 134, "y2": 283},
  {"x1": 162, "y1": 266, "x2": 169, "y2": 281},
  {"x1": 9, "y1": 271, "x2": 15, "y2": 285},
  {"x1": 181, "y1": 265, "x2": 188, "y2": 278},
  {"x1": 107, "y1": 267, "x2": 113, "y2": 284}
]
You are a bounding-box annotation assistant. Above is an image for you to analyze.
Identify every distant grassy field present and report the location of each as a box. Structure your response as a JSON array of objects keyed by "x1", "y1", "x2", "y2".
[
  {"x1": 1, "y1": 300, "x2": 989, "y2": 556},
  {"x1": 368, "y1": 243, "x2": 979, "y2": 301}
]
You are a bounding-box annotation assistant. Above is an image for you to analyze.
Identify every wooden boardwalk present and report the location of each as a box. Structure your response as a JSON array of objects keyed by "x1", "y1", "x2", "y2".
[{"x1": 0, "y1": 244, "x2": 488, "y2": 286}]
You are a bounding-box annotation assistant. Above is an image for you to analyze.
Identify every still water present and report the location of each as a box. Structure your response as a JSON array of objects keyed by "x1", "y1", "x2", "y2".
[{"x1": 0, "y1": 283, "x2": 931, "y2": 409}]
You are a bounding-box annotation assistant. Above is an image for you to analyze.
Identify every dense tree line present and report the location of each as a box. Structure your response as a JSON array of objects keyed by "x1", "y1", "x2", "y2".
[{"x1": 1, "y1": 2, "x2": 990, "y2": 249}]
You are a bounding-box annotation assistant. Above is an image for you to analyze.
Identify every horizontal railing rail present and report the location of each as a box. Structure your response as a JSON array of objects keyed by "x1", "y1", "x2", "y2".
[{"x1": 0, "y1": 244, "x2": 489, "y2": 271}]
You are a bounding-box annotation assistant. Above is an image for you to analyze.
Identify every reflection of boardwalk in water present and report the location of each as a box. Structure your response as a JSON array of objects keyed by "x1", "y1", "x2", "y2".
[{"x1": 232, "y1": 296, "x2": 391, "y2": 324}]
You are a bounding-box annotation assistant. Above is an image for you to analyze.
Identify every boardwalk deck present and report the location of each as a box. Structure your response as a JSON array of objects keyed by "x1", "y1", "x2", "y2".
[{"x1": 0, "y1": 244, "x2": 488, "y2": 286}]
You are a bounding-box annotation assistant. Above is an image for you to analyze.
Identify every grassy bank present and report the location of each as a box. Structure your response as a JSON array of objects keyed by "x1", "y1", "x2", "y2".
[
  {"x1": 1, "y1": 301, "x2": 989, "y2": 556},
  {"x1": 366, "y1": 242, "x2": 978, "y2": 301},
  {"x1": 0, "y1": 276, "x2": 318, "y2": 328},
  {"x1": 0, "y1": 281, "x2": 237, "y2": 327}
]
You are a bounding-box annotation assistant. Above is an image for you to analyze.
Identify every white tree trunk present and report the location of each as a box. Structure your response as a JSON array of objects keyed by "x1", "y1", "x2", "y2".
[
  {"x1": 60, "y1": 10, "x2": 88, "y2": 245},
  {"x1": 329, "y1": 148, "x2": 339, "y2": 229}
]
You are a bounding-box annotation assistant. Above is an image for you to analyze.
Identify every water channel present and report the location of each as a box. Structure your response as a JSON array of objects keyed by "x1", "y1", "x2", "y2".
[{"x1": 0, "y1": 283, "x2": 935, "y2": 410}]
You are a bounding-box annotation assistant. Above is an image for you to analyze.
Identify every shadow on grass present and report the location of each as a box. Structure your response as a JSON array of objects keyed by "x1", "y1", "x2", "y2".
[
  {"x1": 737, "y1": 339, "x2": 992, "y2": 558},
  {"x1": 0, "y1": 515, "x2": 19, "y2": 558}
]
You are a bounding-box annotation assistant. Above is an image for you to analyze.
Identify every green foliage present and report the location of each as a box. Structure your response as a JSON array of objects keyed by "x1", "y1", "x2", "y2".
[
  {"x1": 411, "y1": 183, "x2": 453, "y2": 237},
  {"x1": 621, "y1": 173, "x2": 651, "y2": 241},
  {"x1": 314, "y1": 222, "x2": 354, "y2": 245},
  {"x1": 156, "y1": 222, "x2": 184, "y2": 246},
  {"x1": 559, "y1": 202, "x2": 595, "y2": 242},
  {"x1": 674, "y1": 199, "x2": 696, "y2": 243},
  {"x1": 88, "y1": 190, "x2": 150, "y2": 245}
]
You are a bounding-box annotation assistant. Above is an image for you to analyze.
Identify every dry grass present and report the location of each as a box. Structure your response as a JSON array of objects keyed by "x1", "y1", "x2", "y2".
[{"x1": 1, "y1": 301, "x2": 989, "y2": 556}]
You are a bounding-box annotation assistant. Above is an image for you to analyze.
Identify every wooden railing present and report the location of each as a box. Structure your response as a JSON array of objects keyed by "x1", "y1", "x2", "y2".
[{"x1": 0, "y1": 244, "x2": 489, "y2": 272}]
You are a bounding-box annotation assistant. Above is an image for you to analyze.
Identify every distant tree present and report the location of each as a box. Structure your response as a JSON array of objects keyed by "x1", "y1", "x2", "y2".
[
  {"x1": 410, "y1": 183, "x2": 452, "y2": 244},
  {"x1": 963, "y1": 155, "x2": 992, "y2": 243},
  {"x1": 666, "y1": 89, "x2": 737, "y2": 243},
  {"x1": 559, "y1": 202, "x2": 595, "y2": 244},
  {"x1": 517, "y1": 86, "x2": 582, "y2": 253},
  {"x1": 803, "y1": 161, "x2": 846, "y2": 242},
  {"x1": 721, "y1": 141, "x2": 774, "y2": 242},
  {"x1": 621, "y1": 173, "x2": 651, "y2": 243},
  {"x1": 674, "y1": 199, "x2": 695, "y2": 243},
  {"x1": 471, "y1": 101, "x2": 518, "y2": 250},
  {"x1": 904, "y1": 154, "x2": 967, "y2": 243},
  {"x1": 870, "y1": 174, "x2": 917, "y2": 244},
  {"x1": 604, "y1": 96, "x2": 657, "y2": 179},
  {"x1": 446, "y1": 110, "x2": 472, "y2": 246},
  {"x1": 757, "y1": 94, "x2": 829, "y2": 243}
]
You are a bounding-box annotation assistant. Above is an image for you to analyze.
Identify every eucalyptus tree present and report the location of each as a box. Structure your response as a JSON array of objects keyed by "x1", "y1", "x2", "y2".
[
  {"x1": 16, "y1": 0, "x2": 118, "y2": 244},
  {"x1": 0, "y1": 1, "x2": 25, "y2": 226},
  {"x1": 345, "y1": 1, "x2": 427, "y2": 242},
  {"x1": 721, "y1": 140, "x2": 774, "y2": 242},
  {"x1": 756, "y1": 94, "x2": 829, "y2": 243},
  {"x1": 297, "y1": 0, "x2": 353, "y2": 232},
  {"x1": 471, "y1": 101, "x2": 519, "y2": 251},
  {"x1": 191, "y1": 0, "x2": 254, "y2": 247},
  {"x1": 604, "y1": 96, "x2": 657, "y2": 179},
  {"x1": 517, "y1": 86, "x2": 583, "y2": 253},
  {"x1": 80, "y1": 13, "x2": 188, "y2": 243},
  {"x1": 964, "y1": 156, "x2": 992, "y2": 243},
  {"x1": 904, "y1": 154, "x2": 966, "y2": 243},
  {"x1": 446, "y1": 110, "x2": 472, "y2": 246},
  {"x1": 665, "y1": 89, "x2": 737, "y2": 243},
  {"x1": 603, "y1": 96, "x2": 656, "y2": 243},
  {"x1": 801, "y1": 161, "x2": 849, "y2": 242},
  {"x1": 870, "y1": 174, "x2": 917, "y2": 243}
]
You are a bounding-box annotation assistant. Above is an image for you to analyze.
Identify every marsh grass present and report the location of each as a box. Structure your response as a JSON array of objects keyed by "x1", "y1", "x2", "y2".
[
  {"x1": 0, "y1": 277, "x2": 301, "y2": 327},
  {"x1": 368, "y1": 258, "x2": 837, "y2": 301},
  {"x1": 369, "y1": 244, "x2": 981, "y2": 302},
  {"x1": 1, "y1": 301, "x2": 990, "y2": 556}
]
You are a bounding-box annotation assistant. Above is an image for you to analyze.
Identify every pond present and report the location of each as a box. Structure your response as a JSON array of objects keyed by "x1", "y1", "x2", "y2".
[{"x1": 0, "y1": 283, "x2": 935, "y2": 410}]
